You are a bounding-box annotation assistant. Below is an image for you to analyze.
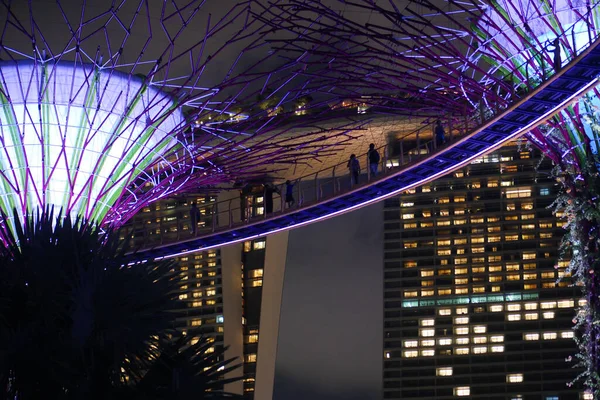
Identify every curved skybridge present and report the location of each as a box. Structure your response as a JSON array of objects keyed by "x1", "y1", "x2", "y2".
[{"x1": 134, "y1": 35, "x2": 600, "y2": 260}]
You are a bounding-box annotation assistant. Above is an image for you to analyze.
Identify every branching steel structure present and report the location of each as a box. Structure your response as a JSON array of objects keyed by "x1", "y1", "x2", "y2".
[
  {"x1": 0, "y1": 0, "x2": 369, "y2": 236},
  {"x1": 255, "y1": 0, "x2": 600, "y2": 394}
]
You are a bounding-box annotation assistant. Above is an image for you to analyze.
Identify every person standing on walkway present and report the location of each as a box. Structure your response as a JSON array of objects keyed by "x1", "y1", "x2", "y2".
[
  {"x1": 368, "y1": 143, "x2": 380, "y2": 177},
  {"x1": 435, "y1": 120, "x2": 446, "y2": 147},
  {"x1": 285, "y1": 180, "x2": 295, "y2": 208},
  {"x1": 189, "y1": 201, "x2": 201, "y2": 235},
  {"x1": 348, "y1": 154, "x2": 360, "y2": 185}
]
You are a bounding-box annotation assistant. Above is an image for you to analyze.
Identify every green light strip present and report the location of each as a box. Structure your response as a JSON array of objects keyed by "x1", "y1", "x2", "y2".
[{"x1": 402, "y1": 292, "x2": 539, "y2": 308}]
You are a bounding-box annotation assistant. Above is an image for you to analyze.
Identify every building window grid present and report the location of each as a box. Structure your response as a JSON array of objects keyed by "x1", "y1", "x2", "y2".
[{"x1": 385, "y1": 146, "x2": 577, "y2": 398}]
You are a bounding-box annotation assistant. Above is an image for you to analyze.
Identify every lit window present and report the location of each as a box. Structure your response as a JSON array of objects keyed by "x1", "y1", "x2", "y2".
[
  {"x1": 421, "y1": 349, "x2": 435, "y2": 357},
  {"x1": 525, "y1": 313, "x2": 539, "y2": 320},
  {"x1": 420, "y1": 329, "x2": 435, "y2": 337},
  {"x1": 561, "y1": 331, "x2": 574, "y2": 339},
  {"x1": 384, "y1": 352, "x2": 391, "y2": 359},
  {"x1": 438, "y1": 338, "x2": 452, "y2": 346},
  {"x1": 543, "y1": 332, "x2": 558, "y2": 340},
  {"x1": 507, "y1": 273, "x2": 520, "y2": 281},
  {"x1": 455, "y1": 278, "x2": 469, "y2": 285},
  {"x1": 473, "y1": 286, "x2": 485, "y2": 293},
  {"x1": 456, "y1": 288, "x2": 468, "y2": 295},
  {"x1": 456, "y1": 337, "x2": 470, "y2": 345},
  {"x1": 488, "y1": 235, "x2": 501, "y2": 242},
  {"x1": 540, "y1": 188, "x2": 550, "y2": 195},
  {"x1": 438, "y1": 249, "x2": 451, "y2": 255},
  {"x1": 405, "y1": 261, "x2": 418, "y2": 268},
  {"x1": 421, "y1": 270, "x2": 434, "y2": 277},
  {"x1": 473, "y1": 346, "x2": 487, "y2": 354},
  {"x1": 473, "y1": 336, "x2": 487, "y2": 344},
  {"x1": 421, "y1": 319, "x2": 435, "y2": 327},
  {"x1": 490, "y1": 335, "x2": 504, "y2": 343},
  {"x1": 403, "y1": 340, "x2": 418, "y2": 348},
  {"x1": 437, "y1": 367, "x2": 453, "y2": 376},
  {"x1": 490, "y1": 345, "x2": 505, "y2": 352},
  {"x1": 508, "y1": 314, "x2": 521, "y2": 322},
  {"x1": 456, "y1": 307, "x2": 469, "y2": 315},
  {"x1": 438, "y1": 197, "x2": 450, "y2": 204},
  {"x1": 439, "y1": 289, "x2": 452, "y2": 296},
  {"x1": 507, "y1": 373, "x2": 523, "y2": 383},
  {"x1": 404, "y1": 291, "x2": 418, "y2": 298},
  {"x1": 558, "y1": 300, "x2": 575, "y2": 308},
  {"x1": 488, "y1": 180, "x2": 498, "y2": 187},
  {"x1": 507, "y1": 304, "x2": 521, "y2": 311},
  {"x1": 403, "y1": 350, "x2": 418, "y2": 358},
  {"x1": 582, "y1": 393, "x2": 594, "y2": 400},
  {"x1": 404, "y1": 223, "x2": 417, "y2": 229},
  {"x1": 253, "y1": 240, "x2": 266, "y2": 250},
  {"x1": 421, "y1": 290, "x2": 434, "y2": 297},
  {"x1": 421, "y1": 280, "x2": 434, "y2": 287},
  {"x1": 246, "y1": 334, "x2": 259, "y2": 343},
  {"x1": 401, "y1": 201, "x2": 414, "y2": 207},
  {"x1": 454, "y1": 387, "x2": 470, "y2": 396},
  {"x1": 404, "y1": 241, "x2": 417, "y2": 249},
  {"x1": 243, "y1": 241, "x2": 252, "y2": 252},
  {"x1": 524, "y1": 283, "x2": 538, "y2": 290},
  {"x1": 524, "y1": 333, "x2": 540, "y2": 341},
  {"x1": 438, "y1": 309, "x2": 452, "y2": 316},
  {"x1": 455, "y1": 327, "x2": 469, "y2": 335},
  {"x1": 489, "y1": 304, "x2": 503, "y2": 312},
  {"x1": 455, "y1": 348, "x2": 470, "y2": 355},
  {"x1": 421, "y1": 339, "x2": 435, "y2": 347},
  {"x1": 454, "y1": 219, "x2": 466, "y2": 225},
  {"x1": 438, "y1": 239, "x2": 451, "y2": 246},
  {"x1": 454, "y1": 317, "x2": 469, "y2": 325},
  {"x1": 506, "y1": 234, "x2": 519, "y2": 241},
  {"x1": 402, "y1": 213, "x2": 414, "y2": 220},
  {"x1": 541, "y1": 271, "x2": 555, "y2": 279},
  {"x1": 473, "y1": 326, "x2": 486, "y2": 334},
  {"x1": 543, "y1": 312, "x2": 555, "y2": 319},
  {"x1": 455, "y1": 267, "x2": 468, "y2": 275},
  {"x1": 523, "y1": 273, "x2": 537, "y2": 280},
  {"x1": 541, "y1": 301, "x2": 557, "y2": 309}
]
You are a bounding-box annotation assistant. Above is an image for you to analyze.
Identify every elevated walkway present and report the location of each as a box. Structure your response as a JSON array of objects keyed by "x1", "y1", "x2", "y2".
[{"x1": 135, "y1": 34, "x2": 600, "y2": 260}]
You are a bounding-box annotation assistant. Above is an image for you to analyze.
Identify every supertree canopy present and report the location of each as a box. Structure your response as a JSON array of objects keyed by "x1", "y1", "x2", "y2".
[
  {"x1": 0, "y1": 0, "x2": 368, "y2": 236},
  {"x1": 257, "y1": 0, "x2": 600, "y2": 394}
]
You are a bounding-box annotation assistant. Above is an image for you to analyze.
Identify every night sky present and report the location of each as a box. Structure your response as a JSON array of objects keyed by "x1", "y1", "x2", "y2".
[{"x1": 273, "y1": 202, "x2": 384, "y2": 399}]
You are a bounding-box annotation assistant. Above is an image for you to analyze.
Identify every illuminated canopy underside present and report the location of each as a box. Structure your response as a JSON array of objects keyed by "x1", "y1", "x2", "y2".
[{"x1": 0, "y1": 61, "x2": 181, "y2": 225}]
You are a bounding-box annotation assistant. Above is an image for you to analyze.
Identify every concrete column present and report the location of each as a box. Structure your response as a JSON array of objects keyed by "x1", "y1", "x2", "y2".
[
  {"x1": 254, "y1": 231, "x2": 290, "y2": 400},
  {"x1": 221, "y1": 242, "x2": 244, "y2": 395}
]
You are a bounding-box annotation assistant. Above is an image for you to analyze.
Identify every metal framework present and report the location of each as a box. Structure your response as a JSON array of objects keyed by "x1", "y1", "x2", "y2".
[{"x1": 0, "y1": 0, "x2": 369, "y2": 238}]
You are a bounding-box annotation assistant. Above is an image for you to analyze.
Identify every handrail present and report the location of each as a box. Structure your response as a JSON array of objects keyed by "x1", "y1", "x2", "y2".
[{"x1": 126, "y1": 12, "x2": 600, "y2": 250}]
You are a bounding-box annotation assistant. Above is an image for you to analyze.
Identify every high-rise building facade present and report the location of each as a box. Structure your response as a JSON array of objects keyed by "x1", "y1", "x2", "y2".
[
  {"x1": 383, "y1": 143, "x2": 584, "y2": 399},
  {"x1": 124, "y1": 191, "x2": 279, "y2": 399}
]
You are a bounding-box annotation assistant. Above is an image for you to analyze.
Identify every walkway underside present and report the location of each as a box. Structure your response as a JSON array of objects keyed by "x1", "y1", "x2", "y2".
[{"x1": 136, "y1": 37, "x2": 600, "y2": 261}]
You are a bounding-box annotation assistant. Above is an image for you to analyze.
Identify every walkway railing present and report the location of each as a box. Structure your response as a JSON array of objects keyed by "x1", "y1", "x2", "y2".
[{"x1": 128, "y1": 15, "x2": 600, "y2": 251}]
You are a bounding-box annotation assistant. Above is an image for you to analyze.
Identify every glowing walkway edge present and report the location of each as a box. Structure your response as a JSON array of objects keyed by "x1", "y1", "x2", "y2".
[
  {"x1": 135, "y1": 36, "x2": 600, "y2": 261},
  {"x1": 145, "y1": 76, "x2": 600, "y2": 261}
]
